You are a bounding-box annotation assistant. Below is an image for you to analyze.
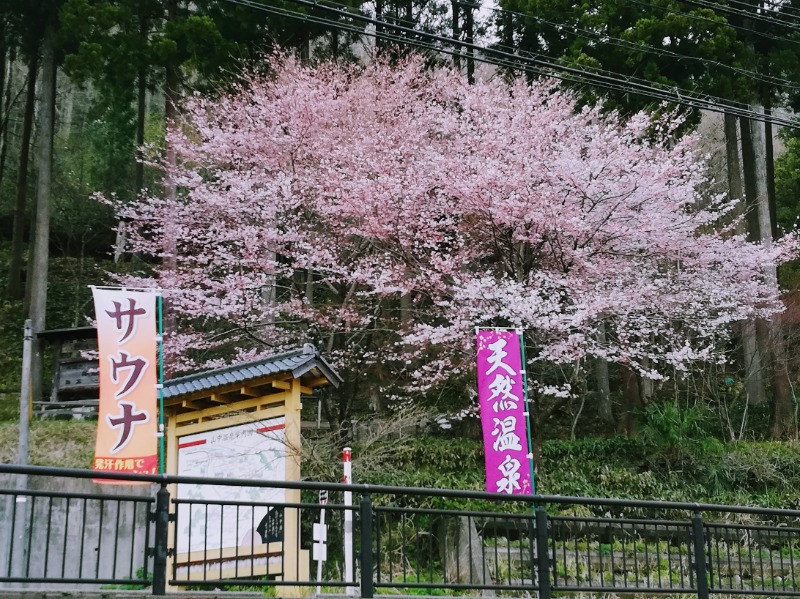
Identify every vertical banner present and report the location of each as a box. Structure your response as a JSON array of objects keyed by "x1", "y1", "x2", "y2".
[
  {"x1": 92, "y1": 288, "x2": 159, "y2": 481},
  {"x1": 476, "y1": 329, "x2": 532, "y2": 495}
]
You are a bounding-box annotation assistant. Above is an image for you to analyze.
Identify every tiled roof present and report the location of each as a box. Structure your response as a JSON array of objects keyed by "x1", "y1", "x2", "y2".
[{"x1": 163, "y1": 343, "x2": 342, "y2": 399}]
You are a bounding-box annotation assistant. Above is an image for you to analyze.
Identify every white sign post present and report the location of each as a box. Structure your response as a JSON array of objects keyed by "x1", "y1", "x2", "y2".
[
  {"x1": 315, "y1": 490, "x2": 328, "y2": 594},
  {"x1": 343, "y1": 447, "x2": 355, "y2": 596}
]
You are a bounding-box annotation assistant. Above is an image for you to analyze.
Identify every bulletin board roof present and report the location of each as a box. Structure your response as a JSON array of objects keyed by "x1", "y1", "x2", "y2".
[{"x1": 163, "y1": 343, "x2": 342, "y2": 403}]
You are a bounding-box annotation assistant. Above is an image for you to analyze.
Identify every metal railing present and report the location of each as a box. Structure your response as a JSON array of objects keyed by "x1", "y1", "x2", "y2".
[
  {"x1": 2, "y1": 463, "x2": 800, "y2": 597},
  {"x1": 0, "y1": 484, "x2": 153, "y2": 587}
]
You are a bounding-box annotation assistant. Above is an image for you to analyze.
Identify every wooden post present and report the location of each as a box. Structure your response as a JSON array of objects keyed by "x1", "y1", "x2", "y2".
[{"x1": 282, "y1": 378, "x2": 306, "y2": 596}]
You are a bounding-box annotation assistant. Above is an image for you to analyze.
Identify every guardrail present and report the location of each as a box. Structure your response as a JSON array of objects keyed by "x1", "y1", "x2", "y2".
[{"x1": 2, "y1": 464, "x2": 800, "y2": 597}]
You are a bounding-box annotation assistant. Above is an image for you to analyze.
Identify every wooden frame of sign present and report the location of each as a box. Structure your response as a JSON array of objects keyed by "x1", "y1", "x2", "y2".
[{"x1": 161, "y1": 345, "x2": 341, "y2": 595}]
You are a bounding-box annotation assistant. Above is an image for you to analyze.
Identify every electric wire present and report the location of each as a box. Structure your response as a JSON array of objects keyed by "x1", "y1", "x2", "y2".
[
  {"x1": 356, "y1": 0, "x2": 800, "y2": 93},
  {"x1": 282, "y1": 0, "x2": 798, "y2": 125},
  {"x1": 624, "y1": 0, "x2": 800, "y2": 45},
  {"x1": 225, "y1": 0, "x2": 800, "y2": 128},
  {"x1": 733, "y1": 0, "x2": 800, "y2": 21},
  {"x1": 325, "y1": 0, "x2": 796, "y2": 100},
  {"x1": 220, "y1": 0, "x2": 800, "y2": 127},
  {"x1": 278, "y1": 0, "x2": 800, "y2": 94},
  {"x1": 307, "y1": 0, "x2": 800, "y2": 125},
  {"x1": 674, "y1": 0, "x2": 800, "y2": 30},
  {"x1": 453, "y1": 0, "x2": 800, "y2": 92}
]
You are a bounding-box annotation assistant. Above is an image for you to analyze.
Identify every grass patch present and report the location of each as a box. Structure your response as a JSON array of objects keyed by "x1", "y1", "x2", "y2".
[{"x1": 0, "y1": 420, "x2": 95, "y2": 468}]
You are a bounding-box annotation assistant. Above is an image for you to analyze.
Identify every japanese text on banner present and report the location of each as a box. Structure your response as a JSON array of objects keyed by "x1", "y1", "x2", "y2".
[
  {"x1": 92, "y1": 288, "x2": 158, "y2": 481},
  {"x1": 476, "y1": 330, "x2": 532, "y2": 495}
]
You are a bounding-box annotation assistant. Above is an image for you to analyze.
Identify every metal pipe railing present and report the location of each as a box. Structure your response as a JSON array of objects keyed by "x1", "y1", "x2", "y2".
[{"x1": 3, "y1": 463, "x2": 800, "y2": 597}]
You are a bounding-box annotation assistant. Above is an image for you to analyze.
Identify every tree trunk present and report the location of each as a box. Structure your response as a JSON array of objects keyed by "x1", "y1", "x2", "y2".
[
  {"x1": 764, "y1": 96, "x2": 777, "y2": 240},
  {"x1": 27, "y1": 27, "x2": 56, "y2": 406},
  {"x1": 740, "y1": 114, "x2": 775, "y2": 414},
  {"x1": 758, "y1": 100, "x2": 793, "y2": 437},
  {"x1": 618, "y1": 365, "x2": 641, "y2": 435},
  {"x1": 7, "y1": 51, "x2": 38, "y2": 300},
  {"x1": 726, "y1": 112, "x2": 766, "y2": 405},
  {"x1": 501, "y1": 6, "x2": 515, "y2": 81},
  {"x1": 0, "y1": 44, "x2": 15, "y2": 191},
  {"x1": 437, "y1": 516, "x2": 493, "y2": 592},
  {"x1": 305, "y1": 269, "x2": 314, "y2": 304},
  {"x1": 530, "y1": 386, "x2": 568, "y2": 475},
  {"x1": 740, "y1": 116, "x2": 761, "y2": 243},
  {"x1": 594, "y1": 322, "x2": 613, "y2": 427},
  {"x1": 769, "y1": 313, "x2": 794, "y2": 439},
  {"x1": 640, "y1": 358, "x2": 653, "y2": 403},
  {"x1": 299, "y1": 27, "x2": 309, "y2": 61},
  {"x1": 0, "y1": 21, "x2": 6, "y2": 187},
  {"x1": 741, "y1": 320, "x2": 766, "y2": 404},
  {"x1": 330, "y1": 28, "x2": 339, "y2": 60},
  {"x1": 465, "y1": 1, "x2": 475, "y2": 84},
  {"x1": 451, "y1": 0, "x2": 460, "y2": 69},
  {"x1": 133, "y1": 10, "x2": 149, "y2": 194},
  {"x1": 400, "y1": 292, "x2": 412, "y2": 329},
  {"x1": 116, "y1": 12, "x2": 149, "y2": 264},
  {"x1": 746, "y1": 106, "x2": 795, "y2": 438},
  {"x1": 323, "y1": 372, "x2": 356, "y2": 445},
  {"x1": 375, "y1": 0, "x2": 385, "y2": 52}
]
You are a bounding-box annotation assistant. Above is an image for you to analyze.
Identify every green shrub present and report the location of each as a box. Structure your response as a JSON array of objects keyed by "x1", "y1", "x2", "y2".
[{"x1": 640, "y1": 402, "x2": 724, "y2": 477}]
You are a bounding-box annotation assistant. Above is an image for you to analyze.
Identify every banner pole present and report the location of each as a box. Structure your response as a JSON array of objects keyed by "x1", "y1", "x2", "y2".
[
  {"x1": 157, "y1": 293, "x2": 165, "y2": 474},
  {"x1": 517, "y1": 329, "x2": 536, "y2": 496},
  {"x1": 516, "y1": 331, "x2": 542, "y2": 590},
  {"x1": 343, "y1": 447, "x2": 355, "y2": 596}
]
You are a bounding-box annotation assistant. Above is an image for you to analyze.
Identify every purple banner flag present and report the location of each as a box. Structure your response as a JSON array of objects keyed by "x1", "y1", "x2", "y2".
[{"x1": 476, "y1": 329, "x2": 532, "y2": 495}]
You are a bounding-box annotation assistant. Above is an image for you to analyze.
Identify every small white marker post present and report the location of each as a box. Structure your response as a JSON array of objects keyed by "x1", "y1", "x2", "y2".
[
  {"x1": 343, "y1": 447, "x2": 355, "y2": 596},
  {"x1": 315, "y1": 489, "x2": 329, "y2": 595}
]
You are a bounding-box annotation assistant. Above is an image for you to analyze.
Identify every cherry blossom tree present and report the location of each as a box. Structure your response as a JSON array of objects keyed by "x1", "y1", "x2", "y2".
[{"x1": 118, "y1": 56, "x2": 794, "y2": 439}]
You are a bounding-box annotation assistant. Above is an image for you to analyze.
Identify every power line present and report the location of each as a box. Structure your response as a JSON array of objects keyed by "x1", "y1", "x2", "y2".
[
  {"x1": 218, "y1": 0, "x2": 800, "y2": 127},
  {"x1": 459, "y1": 0, "x2": 800, "y2": 92},
  {"x1": 368, "y1": 0, "x2": 800, "y2": 56},
  {"x1": 358, "y1": 0, "x2": 800, "y2": 93},
  {"x1": 277, "y1": 0, "x2": 800, "y2": 126},
  {"x1": 675, "y1": 0, "x2": 800, "y2": 31},
  {"x1": 681, "y1": 0, "x2": 800, "y2": 27},
  {"x1": 625, "y1": 0, "x2": 800, "y2": 46},
  {"x1": 331, "y1": 0, "x2": 796, "y2": 99},
  {"x1": 321, "y1": 0, "x2": 800, "y2": 125},
  {"x1": 742, "y1": 0, "x2": 800, "y2": 21}
]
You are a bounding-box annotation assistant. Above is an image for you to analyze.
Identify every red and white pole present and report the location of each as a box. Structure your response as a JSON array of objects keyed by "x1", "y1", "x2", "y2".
[{"x1": 343, "y1": 447, "x2": 354, "y2": 593}]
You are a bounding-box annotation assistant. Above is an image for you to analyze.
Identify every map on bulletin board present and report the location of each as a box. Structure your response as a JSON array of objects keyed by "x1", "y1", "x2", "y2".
[{"x1": 176, "y1": 416, "x2": 286, "y2": 555}]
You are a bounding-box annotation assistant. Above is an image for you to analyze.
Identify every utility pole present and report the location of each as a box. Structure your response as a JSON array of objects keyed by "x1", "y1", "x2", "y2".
[{"x1": 11, "y1": 319, "x2": 33, "y2": 578}]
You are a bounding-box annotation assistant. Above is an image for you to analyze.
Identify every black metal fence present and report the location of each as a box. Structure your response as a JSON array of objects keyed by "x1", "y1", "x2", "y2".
[{"x1": 2, "y1": 463, "x2": 800, "y2": 597}]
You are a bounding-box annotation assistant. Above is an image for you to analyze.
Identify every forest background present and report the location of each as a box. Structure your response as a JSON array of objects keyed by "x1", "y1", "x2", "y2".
[{"x1": 2, "y1": 0, "x2": 800, "y2": 506}]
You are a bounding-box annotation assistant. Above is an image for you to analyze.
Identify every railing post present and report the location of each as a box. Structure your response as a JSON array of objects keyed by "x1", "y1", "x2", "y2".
[
  {"x1": 692, "y1": 510, "x2": 710, "y2": 599},
  {"x1": 535, "y1": 506, "x2": 551, "y2": 599},
  {"x1": 360, "y1": 495, "x2": 374, "y2": 599},
  {"x1": 152, "y1": 482, "x2": 170, "y2": 596}
]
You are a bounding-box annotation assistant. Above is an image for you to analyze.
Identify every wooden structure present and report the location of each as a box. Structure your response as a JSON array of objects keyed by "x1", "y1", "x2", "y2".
[
  {"x1": 162, "y1": 343, "x2": 342, "y2": 590},
  {"x1": 36, "y1": 327, "x2": 99, "y2": 417}
]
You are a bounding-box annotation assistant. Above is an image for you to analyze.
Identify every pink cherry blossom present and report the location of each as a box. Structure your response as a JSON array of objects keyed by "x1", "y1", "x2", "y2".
[{"x1": 117, "y1": 55, "x2": 793, "y2": 405}]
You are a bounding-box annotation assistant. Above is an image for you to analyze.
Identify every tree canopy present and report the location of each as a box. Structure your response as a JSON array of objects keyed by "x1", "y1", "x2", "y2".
[{"x1": 117, "y1": 56, "x2": 793, "y2": 423}]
